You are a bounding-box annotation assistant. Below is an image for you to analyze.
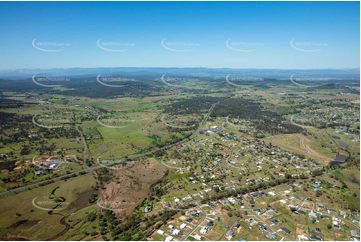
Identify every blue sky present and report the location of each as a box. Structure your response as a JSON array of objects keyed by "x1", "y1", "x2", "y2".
[{"x1": 0, "y1": 1, "x2": 359, "y2": 70}]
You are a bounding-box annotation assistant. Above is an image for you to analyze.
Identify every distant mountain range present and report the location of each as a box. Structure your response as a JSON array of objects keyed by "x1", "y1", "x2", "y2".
[{"x1": 0, "y1": 67, "x2": 359, "y2": 80}]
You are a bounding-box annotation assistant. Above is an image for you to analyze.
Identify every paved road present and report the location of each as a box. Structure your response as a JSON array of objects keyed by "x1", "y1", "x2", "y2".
[{"x1": 181, "y1": 203, "x2": 207, "y2": 241}]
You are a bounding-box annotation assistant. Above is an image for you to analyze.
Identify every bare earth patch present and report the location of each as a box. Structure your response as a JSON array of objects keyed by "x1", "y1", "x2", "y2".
[
  {"x1": 302, "y1": 135, "x2": 333, "y2": 166},
  {"x1": 100, "y1": 158, "x2": 168, "y2": 217}
]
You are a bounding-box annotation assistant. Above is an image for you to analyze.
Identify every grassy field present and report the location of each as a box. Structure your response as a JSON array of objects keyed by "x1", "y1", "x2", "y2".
[{"x1": 0, "y1": 173, "x2": 97, "y2": 240}]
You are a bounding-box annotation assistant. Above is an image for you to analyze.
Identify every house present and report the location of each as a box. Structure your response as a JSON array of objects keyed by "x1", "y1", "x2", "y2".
[
  {"x1": 297, "y1": 210, "x2": 306, "y2": 216},
  {"x1": 145, "y1": 206, "x2": 151, "y2": 213},
  {"x1": 165, "y1": 236, "x2": 173, "y2": 241},
  {"x1": 309, "y1": 211, "x2": 317, "y2": 220},
  {"x1": 271, "y1": 219, "x2": 279, "y2": 225},
  {"x1": 228, "y1": 197, "x2": 237, "y2": 204},
  {"x1": 215, "y1": 216, "x2": 220, "y2": 222},
  {"x1": 189, "y1": 210, "x2": 199, "y2": 217},
  {"x1": 208, "y1": 202, "x2": 215, "y2": 208},
  {"x1": 194, "y1": 234, "x2": 203, "y2": 241},
  {"x1": 234, "y1": 222, "x2": 240, "y2": 228},
  {"x1": 180, "y1": 223, "x2": 187, "y2": 229},
  {"x1": 168, "y1": 225, "x2": 174, "y2": 229},
  {"x1": 298, "y1": 234, "x2": 309, "y2": 241},
  {"x1": 207, "y1": 221, "x2": 214, "y2": 227},
  {"x1": 34, "y1": 171, "x2": 42, "y2": 175},
  {"x1": 268, "y1": 191, "x2": 276, "y2": 196},
  {"x1": 259, "y1": 224, "x2": 268, "y2": 231},
  {"x1": 157, "y1": 229, "x2": 165, "y2": 235},
  {"x1": 253, "y1": 208, "x2": 262, "y2": 214},
  {"x1": 317, "y1": 204, "x2": 324, "y2": 209},
  {"x1": 327, "y1": 208, "x2": 336, "y2": 213},
  {"x1": 211, "y1": 210, "x2": 219, "y2": 215},
  {"x1": 243, "y1": 211, "x2": 248, "y2": 216},
  {"x1": 315, "y1": 228, "x2": 321, "y2": 233},
  {"x1": 339, "y1": 210, "x2": 347, "y2": 218},
  {"x1": 226, "y1": 230, "x2": 234, "y2": 238},
  {"x1": 266, "y1": 232, "x2": 276, "y2": 240},
  {"x1": 280, "y1": 227, "x2": 291, "y2": 234},
  {"x1": 351, "y1": 230, "x2": 360, "y2": 238},
  {"x1": 292, "y1": 195, "x2": 301, "y2": 200},
  {"x1": 352, "y1": 217, "x2": 360, "y2": 223},
  {"x1": 172, "y1": 229, "x2": 181, "y2": 236},
  {"x1": 200, "y1": 226, "x2": 208, "y2": 234},
  {"x1": 264, "y1": 211, "x2": 274, "y2": 219},
  {"x1": 310, "y1": 234, "x2": 322, "y2": 241},
  {"x1": 186, "y1": 217, "x2": 193, "y2": 223}
]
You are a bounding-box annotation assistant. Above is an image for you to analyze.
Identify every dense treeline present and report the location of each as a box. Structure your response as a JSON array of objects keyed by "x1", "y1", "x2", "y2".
[
  {"x1": 163, "y1": 96, "x2": 223, "y2": 115},
  {"x1": 0, "y1": 78, "x2": 162, "y2": 99},
  {"x1": 0, "y1": 98, "x2": 25, "y2": 109},
  {"x1": 211, "y1": 98, "x2": 303, "y2": 134}
]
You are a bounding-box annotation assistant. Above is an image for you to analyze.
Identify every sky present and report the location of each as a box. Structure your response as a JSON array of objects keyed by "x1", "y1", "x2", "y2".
[{"x1": 0, "y1": 1, "x2": 359, "y2": 70}]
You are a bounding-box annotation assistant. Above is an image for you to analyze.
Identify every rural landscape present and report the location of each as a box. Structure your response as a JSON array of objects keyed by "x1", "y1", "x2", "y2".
[
  {"x1": 0, "y1": 68, "x2": 359, "y2": 241},
  {"x1": 0, "y1": 1, "x2": 359, "y2": 241}
]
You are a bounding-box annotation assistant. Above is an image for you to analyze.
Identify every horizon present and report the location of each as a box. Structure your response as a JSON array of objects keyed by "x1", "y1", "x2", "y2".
[{"x1": 1, "y1": 66, "x2": 361, "y2": 72}]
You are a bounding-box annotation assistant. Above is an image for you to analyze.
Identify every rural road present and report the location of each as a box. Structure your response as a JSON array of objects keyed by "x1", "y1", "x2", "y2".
[
  {"x1": 181, "y1": 203, "x2": 207, "y2": 241},
  {"x1": 142, "y1": 122, "x2": 153, "y2": 134},
  {"x1": 75, "y1": 126, "x2": 90, "y2": 171}
]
